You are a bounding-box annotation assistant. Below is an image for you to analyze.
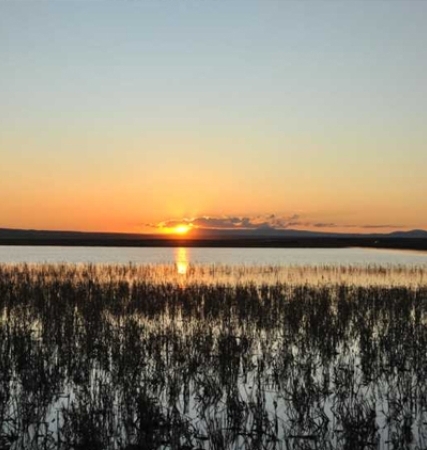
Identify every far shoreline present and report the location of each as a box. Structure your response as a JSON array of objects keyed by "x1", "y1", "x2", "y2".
[{"x1": 1, "y1": 237, "x2": 427, "y2": 252}]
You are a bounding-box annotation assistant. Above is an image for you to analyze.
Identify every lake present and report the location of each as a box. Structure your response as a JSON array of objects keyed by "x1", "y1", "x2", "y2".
[
  {"x1": 0, "y1": 245, "x2": 427, "y2": 267},
  {"x1": 2, "y1": 262, "x2": 427, "y2": 448},
  {"x1": 2, "y1": 249, "x2": 427, "y2": 448}
]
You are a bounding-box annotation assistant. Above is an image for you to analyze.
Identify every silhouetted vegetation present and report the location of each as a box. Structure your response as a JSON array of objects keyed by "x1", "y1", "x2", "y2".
[{"x1": 0, "y1": 263, "x2": 427, "y2": 449}]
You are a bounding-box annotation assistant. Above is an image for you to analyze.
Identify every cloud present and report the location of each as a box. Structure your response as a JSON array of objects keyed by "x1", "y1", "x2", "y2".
[
  {"x1": 359, "y1": 224, "x2": 404, "y2": 229},
  {"x1": 150, "y1": 214, "x2": 301, "y2": 231},
  {"x1": 312, "y1": 222, "x2": 338, "y2": 228},
  {"x1": 147, "y1": 215, "x2": 405, "y2": 232},
  {"x1": 300, "y1": 222, "x2": 404, "y2": 230}
]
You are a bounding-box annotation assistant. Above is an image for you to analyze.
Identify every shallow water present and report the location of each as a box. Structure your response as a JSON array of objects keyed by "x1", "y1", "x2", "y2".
[
  {"x1": 1, "y1": 265, "x2": 427, "y2": 449},
  {"x1": 1, "y1": 245, "x2": 426, "y2": 266}
]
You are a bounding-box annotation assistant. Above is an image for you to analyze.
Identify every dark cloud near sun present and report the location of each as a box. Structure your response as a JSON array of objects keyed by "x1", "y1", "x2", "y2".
[
  {"x1": 151, "y1": 214, "x2": 302, "y2": 230},
  {"x1": 147, "y1": 215, "x2": 405, "y2": 232}
]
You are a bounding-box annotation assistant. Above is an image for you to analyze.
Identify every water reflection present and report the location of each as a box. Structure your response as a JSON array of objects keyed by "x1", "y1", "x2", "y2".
[
  {"x1": 2, "y1": 264, "x2": 427, "y2": 448},
  {"x1": 175, "y1": 247, "x2": 189, "y2": 275}
]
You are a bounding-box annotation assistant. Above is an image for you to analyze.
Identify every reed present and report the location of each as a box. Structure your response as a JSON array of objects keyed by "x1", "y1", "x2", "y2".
[{"x1": 0, "y1": 263, "x2": 427, "y2": 449}]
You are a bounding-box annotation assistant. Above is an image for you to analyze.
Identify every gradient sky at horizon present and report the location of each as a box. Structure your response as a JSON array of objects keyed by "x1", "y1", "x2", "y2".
[{"x1": 1, "y1": 1, "x2": 426, "y2": 233}]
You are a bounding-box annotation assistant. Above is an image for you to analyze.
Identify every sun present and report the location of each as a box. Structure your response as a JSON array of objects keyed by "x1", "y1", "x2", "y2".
[
  {"x1": 173, "y1": 224, "x2": 191, "y2": 235},
  {"x1": 158, "y1": 221, "x2": 193, "y2": 236}
]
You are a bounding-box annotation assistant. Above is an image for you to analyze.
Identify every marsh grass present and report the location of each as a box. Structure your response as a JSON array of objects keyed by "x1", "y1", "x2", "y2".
[{"x1": 0, "y1": 263, "x2": 427, "y2": 449}]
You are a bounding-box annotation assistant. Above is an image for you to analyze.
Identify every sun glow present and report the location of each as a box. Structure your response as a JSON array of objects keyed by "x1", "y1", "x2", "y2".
[
  {"x1": 173, "y1": 224, "x2": 191, "y2": 235},
  {"x1": 175, "y1": 247, "x2": 189, "y2": 275},
  {"x1": 157, "y1": 222, "x2": 193, "y2": 236}
]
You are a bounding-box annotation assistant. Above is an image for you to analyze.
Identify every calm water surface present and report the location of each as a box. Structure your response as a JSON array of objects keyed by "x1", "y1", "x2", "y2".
[{"x1": 0, "y1": 245, "x2": 426, "y2": 266}]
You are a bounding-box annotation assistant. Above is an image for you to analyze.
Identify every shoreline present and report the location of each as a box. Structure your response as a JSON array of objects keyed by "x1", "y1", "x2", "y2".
[{"x1": 1, "y1": 237, "x2": 427, "y2": 251}]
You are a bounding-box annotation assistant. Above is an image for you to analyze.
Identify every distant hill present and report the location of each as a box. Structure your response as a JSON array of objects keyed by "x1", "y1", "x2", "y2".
[
  {"x1": 0, "y1": 227, "x2": 427, "y2": 240},
  {"x1": 190, "y1": 227, "x2": 427, "y2": 240},
  {"x1": 387, "y1": 229, "x2": 427, "y2": 238},
  {"x1": 0, "y1": 227, "x2": 149, "y2": 240},
  {"x1": 0, "y1": 227, "x2": 426, "y2": 250}
]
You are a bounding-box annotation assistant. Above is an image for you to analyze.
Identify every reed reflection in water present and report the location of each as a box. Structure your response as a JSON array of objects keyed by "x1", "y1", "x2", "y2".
[{"x1": 1, "y1": 263, "x2": 427, "y2": 449}]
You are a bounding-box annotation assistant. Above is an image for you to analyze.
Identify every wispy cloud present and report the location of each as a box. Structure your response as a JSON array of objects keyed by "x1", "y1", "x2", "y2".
[
  {"x1": 150, "y1": 214, "x2": 301, "y2": 231},
  {"x1": 308, "y1": 223, "x2": 404, "y2": 229},
  {"x1": 147, "y1": 215, "x2": 405, "y2": 232},
  {"x1": 359, "y1": 224, "x2": 404, "y2": 229}
]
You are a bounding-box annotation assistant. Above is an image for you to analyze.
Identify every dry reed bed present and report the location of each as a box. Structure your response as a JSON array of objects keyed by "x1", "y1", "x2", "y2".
[{"x1": 1, "y1": 262, "x2": 427, "y2": 288}]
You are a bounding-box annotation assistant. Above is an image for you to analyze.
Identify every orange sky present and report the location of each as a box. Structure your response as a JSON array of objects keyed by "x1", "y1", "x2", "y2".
[{"x1": 1, "y1": 2, "x2": 427, "y2": 234}]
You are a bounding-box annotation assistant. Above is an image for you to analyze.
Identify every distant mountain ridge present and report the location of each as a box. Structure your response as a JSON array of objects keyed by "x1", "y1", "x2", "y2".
[
  {"x1": 0, "y1": 227, "x2": 427, "y2": 250},
  {"x1": 195, "y1": 228, "x2": 427, "y2": 239},
  {"x1": 0, "y1": 226, "x2": 426, "y2": 240},
  {"x1": 387, "y1": 229, "x2": 427, "y2": 238}
]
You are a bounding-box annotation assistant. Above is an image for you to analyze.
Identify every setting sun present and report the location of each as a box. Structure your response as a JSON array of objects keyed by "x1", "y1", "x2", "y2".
[
  {"x1": 174, "y1": 224, "x2": 191, "y2": 235},
  {"x1": 158, "y1": 223, "x2": 192, "y2": 235}
]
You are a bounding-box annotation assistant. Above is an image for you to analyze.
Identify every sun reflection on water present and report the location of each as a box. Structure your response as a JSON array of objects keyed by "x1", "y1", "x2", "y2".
[{"x1": 175, "y1": 247, "x2": 189, "y2": 275}]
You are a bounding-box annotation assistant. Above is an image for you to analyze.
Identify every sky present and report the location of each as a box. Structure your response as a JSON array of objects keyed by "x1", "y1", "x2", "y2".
[{"x1": 1, "y1": 1, "x2": 427, "y2": 234}]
